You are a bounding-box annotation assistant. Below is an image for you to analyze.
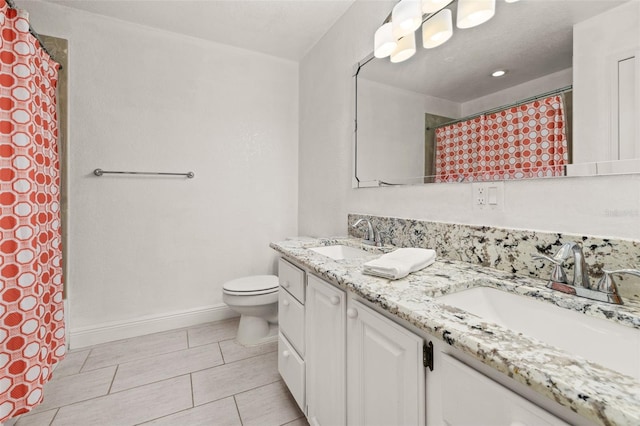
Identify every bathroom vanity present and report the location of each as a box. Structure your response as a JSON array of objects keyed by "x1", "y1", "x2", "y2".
[
  {"x1": 271, "y1": 236, "x2": 640, "y2": 426},
  {"x1": 278, "y1": 256, "x2": 425, "y2": 426}
]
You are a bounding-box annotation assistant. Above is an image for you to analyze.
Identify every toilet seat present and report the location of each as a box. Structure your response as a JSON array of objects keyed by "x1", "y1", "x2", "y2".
[{"x1": 222, "y1": 275, "x2": 279, "y2": 296}]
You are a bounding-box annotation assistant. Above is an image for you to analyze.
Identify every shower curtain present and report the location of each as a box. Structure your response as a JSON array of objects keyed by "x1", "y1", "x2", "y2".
[
  {"x1": 434, "y1": 95, "x2": 568, "y2": 182},
  {"x1": 0, "y1": 1, "x2": 65, "y2": 421}
]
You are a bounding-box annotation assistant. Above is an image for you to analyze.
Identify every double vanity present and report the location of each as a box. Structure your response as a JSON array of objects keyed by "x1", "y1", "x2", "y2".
[{"x1": 271, "y1": 234, "x2": 640, "y2": 426}]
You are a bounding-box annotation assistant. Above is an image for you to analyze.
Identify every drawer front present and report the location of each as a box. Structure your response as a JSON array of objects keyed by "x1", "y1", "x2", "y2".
[
  {"x1": 278, "y1": 258, "x2": 305, "y2": 304},
  {"x1": 278, "y1": 332, "x2": 305, "y2": 412},
  {"x1": 279, "y1": 289, "x2": 305, "y2": 356}
]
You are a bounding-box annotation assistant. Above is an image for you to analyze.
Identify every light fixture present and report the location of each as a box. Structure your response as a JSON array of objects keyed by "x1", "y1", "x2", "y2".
[
  {"x1": 422, "y1": 0, "x2": 453, "y2": 14},
  {"x1": 491, "y1": 70, "x2": 506, "y2": 77},
  {"x1": 457, "y1": 0, "x2": 496, "y2": 29},
  {"x1": 422, "y1": 9, "x2": 453, "y2": 49},
  {"x1": 374, "y1": 22, "x2": 397, "y2": 58},
  {"x1": 376, "y1": 0, "x2": 505, "y2": 64},
  {"x1": 390, "y1": 33, "x2": 417, "y2": 63},
  {"x1": 392, "y1": 0, "x2": 422, "y2": 39}
]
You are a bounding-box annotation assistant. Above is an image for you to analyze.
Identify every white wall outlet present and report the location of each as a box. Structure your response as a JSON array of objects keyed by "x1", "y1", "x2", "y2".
[
  {"x1": 476, "y1": 185, "x2": 486, "y2": 205},
  {"x1": 472, "y1": 182, "x2": 504, "y2": 211}
]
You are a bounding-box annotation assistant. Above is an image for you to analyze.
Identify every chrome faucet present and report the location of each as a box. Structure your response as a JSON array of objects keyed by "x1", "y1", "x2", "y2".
[
  {"x1": 533, "y1": 242, "x2": 639, "y2": 305},
  {"x1": 567, "y1": 242, "x2": 590, "y2": 288},
  {"x1": 351, "y1": 218, "x2": 381, "y2": 246}
]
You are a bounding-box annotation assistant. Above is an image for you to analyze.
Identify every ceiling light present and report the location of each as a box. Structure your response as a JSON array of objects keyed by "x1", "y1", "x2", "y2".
[
  {"x1": 422, "y1": 9, "x2": 453, "y2": 49},
  {"x1": 457, "y1": 0, "x2": 496, "y2": 29},
  {"x1": 390, "y1": 33, "x2": 417, "y2": 63},
  {"x1": 392, "y1": 0, "x2": 423, "y2": 39},
  {"x1": 422, "y1": 0, "x2": 453, "y2": 14},
  {"x1": 374, "y1": 22, "x2": 398, "y2": 58},
  {"x1": 492, "y1": 70, "x2": 506, "y2": 77},
  {"x1": 505, "y1": 0, "x2": 520, "y2": 2}
]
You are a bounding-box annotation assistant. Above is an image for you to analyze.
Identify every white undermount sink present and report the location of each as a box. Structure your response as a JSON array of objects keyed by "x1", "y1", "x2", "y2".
[
  {"x1": 437, "y1": 286, "x2": 640, "y2": 380},
  {"x1": 309, "y1": 245, "x2": 370, "y2": 260}
]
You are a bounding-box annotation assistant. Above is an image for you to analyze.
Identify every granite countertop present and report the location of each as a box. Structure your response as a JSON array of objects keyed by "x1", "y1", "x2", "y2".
[{"x1": 270, "y1": 237, "x2": 640, "y2": 426}]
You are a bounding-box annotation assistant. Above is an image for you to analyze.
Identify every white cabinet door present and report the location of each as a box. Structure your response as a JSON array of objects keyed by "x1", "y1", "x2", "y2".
[
  {"x1": 305, "y1": 275, "x2": 346, "y2": 426},
  {"x1": 347, "y1": 299, "x2": 425, "y2": 426},
  {"x1": 439, "y1": 353, "x2": 568, "y2": 426}
]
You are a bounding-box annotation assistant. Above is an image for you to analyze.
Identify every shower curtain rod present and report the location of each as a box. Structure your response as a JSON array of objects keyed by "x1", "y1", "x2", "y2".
[
  {"x1": 427, "y1": 85, "x2": 572, "y2": 131},
  {"x1": 5, "y1": 0, "x2": 62, "y2": 69}
]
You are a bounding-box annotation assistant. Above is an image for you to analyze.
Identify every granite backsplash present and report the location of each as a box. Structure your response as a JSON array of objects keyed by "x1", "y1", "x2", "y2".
[{"x1": 348, "y1": 213, "x2": 640, "y2": 301}]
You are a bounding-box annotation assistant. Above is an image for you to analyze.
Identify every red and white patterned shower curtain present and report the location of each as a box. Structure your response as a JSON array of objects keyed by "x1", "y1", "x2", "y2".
[
  {"x1": 435, "y1": 95, "x2": 568, "y2": 182},
  {"x1": 0, "y1": 1, "x2": 65, "y2": 421}
]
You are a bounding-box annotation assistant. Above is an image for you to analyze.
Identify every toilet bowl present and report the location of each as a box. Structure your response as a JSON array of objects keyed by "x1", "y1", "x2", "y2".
[{"x1": 222, "y1": 275, "x2": 279, "y2": 346}]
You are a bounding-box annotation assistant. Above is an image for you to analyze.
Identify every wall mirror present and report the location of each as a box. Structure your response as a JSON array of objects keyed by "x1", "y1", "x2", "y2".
[{"x1": 354, "y1": 0, "x2": 639, "y2": 187}]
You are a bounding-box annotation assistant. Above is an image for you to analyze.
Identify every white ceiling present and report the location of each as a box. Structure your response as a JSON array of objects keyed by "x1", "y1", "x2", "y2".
[{"x1": 41, "y1": 0, "x2": 356, "y2": 60}]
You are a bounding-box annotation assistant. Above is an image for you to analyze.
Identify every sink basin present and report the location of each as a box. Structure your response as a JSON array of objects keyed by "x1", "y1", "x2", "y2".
[
  {"x1": 309, "y1": 245, "x2": 370, "y2": 260},
  {"x1": 437, "y1": 286, "x2": 640, "y2": 380}
]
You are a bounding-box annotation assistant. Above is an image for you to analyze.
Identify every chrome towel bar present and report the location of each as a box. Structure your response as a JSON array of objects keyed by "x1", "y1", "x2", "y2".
[{"x1": 93, "y1": 169, "x2": 195, "y2": 179}]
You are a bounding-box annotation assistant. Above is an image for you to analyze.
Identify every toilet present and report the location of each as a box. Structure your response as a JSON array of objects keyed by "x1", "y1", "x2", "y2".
[{"x1": 222, "y1": 275, "x2": 279, "y2": 346}]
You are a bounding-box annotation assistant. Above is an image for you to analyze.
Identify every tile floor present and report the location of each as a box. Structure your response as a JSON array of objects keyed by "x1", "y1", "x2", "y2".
[{"x1": 9, "y1": 318, "x2": 308, "y2": 426}]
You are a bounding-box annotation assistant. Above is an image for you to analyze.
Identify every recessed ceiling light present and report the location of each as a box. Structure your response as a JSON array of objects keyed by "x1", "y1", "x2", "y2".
[{"x1": 491, "y1": 70, "x2": 506, "y2": 77}]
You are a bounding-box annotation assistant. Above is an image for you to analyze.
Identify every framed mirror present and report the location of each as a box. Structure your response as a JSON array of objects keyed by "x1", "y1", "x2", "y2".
[{"x1": 354, "y1": 0, "x2": 639, "y2": 187}]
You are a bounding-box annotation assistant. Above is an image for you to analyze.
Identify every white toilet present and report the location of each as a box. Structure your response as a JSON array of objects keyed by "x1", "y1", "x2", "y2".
[{"x1": 222, "y1": 275, "x2": 279, "y2": 346}]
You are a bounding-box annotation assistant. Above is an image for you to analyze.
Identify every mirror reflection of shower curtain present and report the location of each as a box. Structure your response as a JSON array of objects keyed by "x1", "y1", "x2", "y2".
[
  {"x1": 0, "y1": 1, "x2": 65, "y2": 422},
  {"x1": 434, "y1": 95, "x2": 569, "y2": 182}
]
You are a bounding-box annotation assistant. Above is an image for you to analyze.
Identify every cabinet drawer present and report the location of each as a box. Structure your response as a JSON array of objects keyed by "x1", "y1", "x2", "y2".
[
  {"x1": 279, "y1": 289, "x2": 305, "y2": 356},
  {"x1": 278, "y1": 332, "x2": 305, "y2": 412},
  {"x1": 278, "y1": 258, "x2": 305, "y2": 303}
]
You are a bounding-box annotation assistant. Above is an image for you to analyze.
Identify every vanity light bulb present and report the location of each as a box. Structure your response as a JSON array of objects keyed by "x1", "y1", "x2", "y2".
[
  {"x1": 374, "y1": 22, "x2": 398, "y2": 58},
  {"x1": 422, "y1": 0, "x2": 453, "y2": 14},
  {"x1": 422, "y1": 8, "x2": 453, "y2": 48},
  {"x1": 457, "y1": 0, "x2": 496, "y2": 29},
  {"x1": 390, "y1": 32, "x2": 417, "y2": 63},
  {"x1": 392, "y1": 0, "x2": 423, "y2": 39}
]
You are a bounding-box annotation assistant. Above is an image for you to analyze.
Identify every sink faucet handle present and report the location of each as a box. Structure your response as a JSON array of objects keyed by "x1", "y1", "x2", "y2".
[
  {"x1": 596, "y1": 269, "x2": 640, "y2": 294},
  {"x1": 532, "y1": 242, "x2": 574, "y2": 265},
  {"x1": 532, "y1": 253, "x2": 568, "y2": 284},
  {"x1": 532, "y1": 253, "x2": 563, "y2": 265},
  {"x1": 375, "y1": 230, "x2": 388, "y2": 247}
]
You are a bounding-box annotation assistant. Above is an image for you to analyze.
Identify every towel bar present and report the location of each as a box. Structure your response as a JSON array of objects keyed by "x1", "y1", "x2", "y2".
[{"x1": 93, "y1": 169, "x2": 195, "y2": 178}]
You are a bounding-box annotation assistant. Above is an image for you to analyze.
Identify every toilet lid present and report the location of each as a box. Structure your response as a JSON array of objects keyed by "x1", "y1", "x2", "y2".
[{"x1": 223, "y1": 275, "x2": 279, "y2": 294}]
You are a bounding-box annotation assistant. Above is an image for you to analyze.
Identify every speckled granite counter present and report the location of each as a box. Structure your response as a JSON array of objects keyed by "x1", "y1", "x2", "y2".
[{"x1": 270, "y1": 237, "x2": 640, "y2": 426}]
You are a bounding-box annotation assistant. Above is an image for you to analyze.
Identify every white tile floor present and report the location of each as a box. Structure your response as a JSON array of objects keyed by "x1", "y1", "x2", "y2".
[{"x1": 9, "y1": 318, "x2": 307, "y2": 426}]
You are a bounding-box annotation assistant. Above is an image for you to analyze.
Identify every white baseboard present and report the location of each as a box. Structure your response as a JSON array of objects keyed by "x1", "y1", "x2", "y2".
[{"x1": 69, "y1": 304, "x2": 238, "y2": 349}]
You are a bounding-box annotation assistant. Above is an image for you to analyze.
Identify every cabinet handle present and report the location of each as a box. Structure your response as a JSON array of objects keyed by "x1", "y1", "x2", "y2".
[
  {"x1": 282, "y1": 280, "x2": 290, "y2": 288},
  {"x1": 282, "y1": 350, "x2": 290, "y2": 358},
  {"x1": 347, "y1": 308, "x2": 358, "y2": 319},
  {"x1": 330, "y1": 295, "x2": 340, "y2": 305},
  {"x1": 282, "y1": 299, "x2": 290, "y2": 307}
]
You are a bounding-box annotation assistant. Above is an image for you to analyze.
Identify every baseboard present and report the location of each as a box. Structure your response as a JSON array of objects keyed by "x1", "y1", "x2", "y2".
[{"x1": 69, "y1": 304, "x2": 238, "y2": 349}]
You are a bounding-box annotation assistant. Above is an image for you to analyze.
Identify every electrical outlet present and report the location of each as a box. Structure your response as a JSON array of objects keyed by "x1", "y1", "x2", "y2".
[
  {"x1": 472, "y1": 182, "x2": 504, "y2": 211},
  {"x1": 473, "y1": 183, "x2": 487, "y2": 206}
]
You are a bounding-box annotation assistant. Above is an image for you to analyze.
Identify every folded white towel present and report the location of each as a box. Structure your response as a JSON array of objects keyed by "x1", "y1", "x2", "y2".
[{"x1": 362, "y1": 248, "x2": 436, "y2": 280}]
